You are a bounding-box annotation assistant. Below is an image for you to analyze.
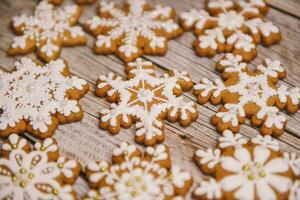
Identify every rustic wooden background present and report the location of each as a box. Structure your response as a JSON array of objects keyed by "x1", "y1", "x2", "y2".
[{"x1": 0, "y1": 0, "x2": 300, "y2": 198}]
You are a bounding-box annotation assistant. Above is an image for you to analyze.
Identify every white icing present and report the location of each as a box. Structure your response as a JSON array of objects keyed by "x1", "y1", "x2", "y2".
[
  {"x1": 251, "y1": 135, "x2": 279, "y2": 151},
  {"x1": 283, "y1": 152, "x2": 300, "y2": 176},
  {"x1": 194, "y1": 178, "x2": 222, "y2": 199},
  {"x1": 289, "y1": 180, "x2": 300, "y2": 200},
  {"x1": 0, "y1": 58, "x2": 87, "y2": 133},
  {"x1": 85, "y1": 0, "x2": 180, "y2": 59},
  {"x1": 194, "y1": 53, "x2": 299, "y2": 133},
  {"x1": 10, "y1": 0, "x2": 85, "y2": 60},
  {"x1": 113, "y1": 142, "x2": 137, "y2": 156},
  {"x1": 2, "y1": 134, "x2": 27, "y2": 151},
  {"x1": 98, "y1": 59, "x2": 196, "y2": 144},
  {"x1": 195, "y1": 148, "x2": 221, "y2": 169},
  {"x1": 219, "y1": 130, "x2": 247, "y2": 148}
]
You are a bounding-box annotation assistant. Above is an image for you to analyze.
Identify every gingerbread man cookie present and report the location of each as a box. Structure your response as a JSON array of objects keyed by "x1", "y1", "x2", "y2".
[
  {"x1": 194, "y1": 53, "x2": 300, "y2": 137},
  {"x1": 48, "y1": 0, "x2": 96, "y2": 5},
  {"x1": 95, "y1": 58, "x2": 198, "y2": 146},
  {"x1": 8, "y1": 0, "x2": 87, "y2": 62},
  {"x1": 84, "y1": 142, "x2": 193, "y2": 199},
  {"x1": 193, "y1": 130, "x2": 300, "y2": 200},
  {"x1": 180, "y1": 0, "x2": 280, "y2": 61},
  {"x1": 0, "y1": 58, "x2": 89, "y2": 139},
  {"x1": 0, "y1": 134, "x2": 81, "y2": 199},
  {"x1": 85, "y1": 0, "x2": 182, "y2": 62}
]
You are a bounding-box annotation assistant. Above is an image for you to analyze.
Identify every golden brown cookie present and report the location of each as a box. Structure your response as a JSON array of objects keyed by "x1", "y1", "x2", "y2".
[
  {"x1": 0, "y1": 58, "x2": 89, "y2": 139},
  {"x1": 193, "y1": 53, "x2": 300, "y2": 137},
  {"x1": 84, "y1": 0, "x2": 182, "y2": 63},
  {"x1": 8, "y1": 0, "x2": 87, "y2": 62},
  {"x1": 48, "y1": 0, "x2": 96, "y2": 5},
  {"x1": 95, "y1": 58, "x2": 198, "y2": 146},
  {"x1": 193, "y1": 130, "x2": 300, "y2": 200},
  {"x1": 84, "y1": 142, "x2": 193, "y2": 199},
  {"x1": 180, "y1": 0, "x2": 280, "y2": 62},
  {"x1": 0, "y1": 134, "x2": 81, "y2": 199}
]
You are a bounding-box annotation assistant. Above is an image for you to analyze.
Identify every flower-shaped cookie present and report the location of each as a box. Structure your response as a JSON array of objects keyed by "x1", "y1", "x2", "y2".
[
  {"x1": 84, "y1": 142, "x2": 193, "y2": 199},
  {"x1": 0, "y1": 57, "x2": 89, "y2": 139},
  {"x1": 85, "y1": 0, "x2": 182, "y2": 62},
  {"x1": 8, "y1": 0, "x2": 87, "y2": 62},
  {"x1": 193, "y1": 130, "x2": 300, "y2": 200},
  {"x1": 180, "y1": 0, "x2": 280, "y2": 61},
  {"x1": 0, "y1": 134, "x2": 81, "y2": 199},
  {"x1": 96, "y1": 58, "x2": 198, "y2": 146},
  {"x1": 48, "y1": 0, "x2": 96, "y2": 5},
  {"x1": 194, "y1": 53, "x2": 300, "y2": 137}
]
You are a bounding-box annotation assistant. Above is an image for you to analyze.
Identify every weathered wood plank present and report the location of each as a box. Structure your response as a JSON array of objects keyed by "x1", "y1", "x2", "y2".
[{"x1": 267, "y1": 0, "x2": 300, "y2": 18}]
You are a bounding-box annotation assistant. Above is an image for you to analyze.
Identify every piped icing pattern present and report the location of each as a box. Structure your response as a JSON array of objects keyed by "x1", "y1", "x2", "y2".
[
  {"x1": 84, "y1": 142, "x2": 193, "y2": 200},
  {"x1": 180, "y1": 0, "x2": 280, "y2": 61},
  {"x1": 0, "y1": 134, "x2": 80, "y2": 200},
  {"x1": 8, "y1": 0, "x2": 86, "y2": 62},
  {"x1": 95, "y1": 58, "x2": 198, "y2": 146},
  {"x1": 193, "y1": 130, "x2": 300, "y2": 200},
  {"x1": 0, "y1": 58, "x2": 88, "y2": 138},
  {"x1": 193, "y1": 53, "x2": 300, "y2": 137},
  {"x1": 85, "y1": 0, "x2": 182, "y2": 62}
]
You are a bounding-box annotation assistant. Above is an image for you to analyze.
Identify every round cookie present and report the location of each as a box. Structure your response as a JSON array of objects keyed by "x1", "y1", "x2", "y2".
[
  {"x1": 193, "y1": 53, "x2": 300, "y2": 137},
  {"x1": 193, "y1": 130, "x2": 300, "y2": 200},
  {"x1": 180, "y1": 0, "x2": 280, "y2": 62},
  {"x1": 84, "y1": 0, "x2": 182, "y2": 63},
  {"x1": 8, "y1": 0, "x2": 87, "y2": 62},
  {"x1": 95, "y1": 58, "x2": 198, "y2": 146},
  {"x1": 0, "y1": 58, "x2": 89, "y2": 139},
  {"x1": 84, "y1": 142, "x2": 193, "y2": 199},
  {"x1": 0, "y1": 134, "x2": 81, "y2": 199}
]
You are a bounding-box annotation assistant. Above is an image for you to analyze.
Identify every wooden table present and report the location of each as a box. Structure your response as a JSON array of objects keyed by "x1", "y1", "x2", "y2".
[{"x1": 0, "y1": 0, "x2": 300, "y2": 197}]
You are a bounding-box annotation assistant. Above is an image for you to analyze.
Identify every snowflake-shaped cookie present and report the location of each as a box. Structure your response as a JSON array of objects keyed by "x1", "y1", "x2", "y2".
[
  {"x1": 180, "y1": 0, "x2": 280, "y2": 61},
  {"x1": 194, "y1": 53, "x2": 300, "y2": 137},
  {"x1": 48, "y1": 0, "x2": 96, "y2": 5},
  {"x1": 0, "y1": 57, "x2": 89, "y2": 139},
  {"x1": 8, "y1": 0, "x2": 87, "y2": 62},
  {"x1": 193, "y1": 130, "x2": 300, "y2": 200},
  {"x1": 84, "y1": 142, "x2": 193, "y2": 199},
  {"x1": 96, "y1": 58, "x2": 198, "y2": 146},
  {"x1": 0, "y1": 134, "x2": 81, "y2": 200},
  {"x1": 85, "y1": 0, "x2": 182, "y2": 62}
]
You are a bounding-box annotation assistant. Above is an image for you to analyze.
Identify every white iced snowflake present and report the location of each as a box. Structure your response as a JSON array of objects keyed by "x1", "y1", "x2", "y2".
[
  {"x1": 194, "y1": 53, "x2": 300, "y2": 136},
  {"x1": 96, "y1": 58, "x2": 197, "y2": 145},
  {"x1": 9, "y1": 0, "x2": 86, "y2": 62},
  {"x1": 85, "y1": 0, "x2": 182, "y2": 62},
  {"x1": 0, "y1": 57, "x2": 87, "y2": 137}
]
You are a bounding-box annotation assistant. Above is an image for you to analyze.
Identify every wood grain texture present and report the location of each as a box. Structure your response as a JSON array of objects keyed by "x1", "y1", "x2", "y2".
[{"x1": 0, "y1": 0, "x2": 299, "y2": 198}]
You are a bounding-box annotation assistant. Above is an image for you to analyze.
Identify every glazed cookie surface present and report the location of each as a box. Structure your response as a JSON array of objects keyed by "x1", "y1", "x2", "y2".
[
  {"x1": 0, "y1": 58, "x2": 89, "y2": 139},
  {"x1": 84, "y1": 142, "x2": 193, "y2": 199},
  {"x1": 193, "y1": 130, "x2": 300, "y2": 200},
  {"x1": 0, "y1": 134, "x2": 81, "y2": 199},
  {"x1": 194, "y1": 53, "x2": 300, "y2": 137},
  {"x1": 85, "y1": 0, "x2": 182, "y2": 62},
  {"x1": 8, "y1": 0, "x2": 87, "y2": 62},
  {"x1": 95, "y1": 58, "x2": 198, "y2": 146},
  {"x1": 180, "y1": 0, "x2": 280, "y2": 61}
]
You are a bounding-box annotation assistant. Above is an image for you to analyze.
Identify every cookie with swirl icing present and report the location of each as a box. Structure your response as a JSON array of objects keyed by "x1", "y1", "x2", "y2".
[
  {"x1": 7, "y1": 0, "x2": 87, "y2": 62},
  {"x1": 193, "y1": 130, "x2": 300, "y2": 200},
  {"x1": 84, "y1": 142, "x2": 193, "y2": 199},
  {"x1": 0, "y1": 134, "x2": 81, "y2": 200},
  {"x1": 180, "y1": 0, "x2": 280, "y2": 62}
]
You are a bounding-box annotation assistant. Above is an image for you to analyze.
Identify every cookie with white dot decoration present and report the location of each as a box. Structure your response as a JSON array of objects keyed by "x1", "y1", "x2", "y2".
[
  {"x1": 180, "y1": 0, "x2": 280, "y2": 61},
  {"x1": 193, "y1": 130, "x2": 300, "y2": 200},
  {"x1": 0, "y1": 134, "x2": 81, "y2": 200},
  {"x1": 0, "y1": 57, "x2": 89, "y2": 139},
  {"x1": 95, "y1": 58, "x2": 198, "y2": 146},
  {"x1": 193, "y1": 53, "x2": 300, "y2": 137},
  {"x1": 84, "y1": 0, "x2": 182, "y2": 63},
  {"x1": 7, "y1": 0, "x2": 87, "y2": 62},
  {"x1": 84, "y1": 142, "x2": 193, "y2": 200}
]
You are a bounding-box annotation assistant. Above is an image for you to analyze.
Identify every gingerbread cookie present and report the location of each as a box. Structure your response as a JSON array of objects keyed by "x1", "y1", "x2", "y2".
[
  {"x1": 0, "y1": 134, "x2": 81, "y2": 199},
  {"x1": 95, "y1": 58, "x2": 198, "y2": 146},
  {"x1": 194, "y1": 53, "x2": 300, "y2": 137},
  {"x1": 193, "y1": 130, "x2": 300, "y2": 200},
  {"x1": 180, "y1": 0, "x2": 280, "y2": 61},
  {"x1": 0, "y1": 58, "x2": 89, "y2": 139},
  {"x1": 85, "y1": 0, "x2": 182, "y2": 63},
  {"x1": 8, "y1": 0, "x2": 87, "y2": 62},
  {"x1": 84, "y1": 142, "x2": 193, "y2": 199},
  {"x1": 48, "y1": 0, "x2": 96, "y2": 5}
]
